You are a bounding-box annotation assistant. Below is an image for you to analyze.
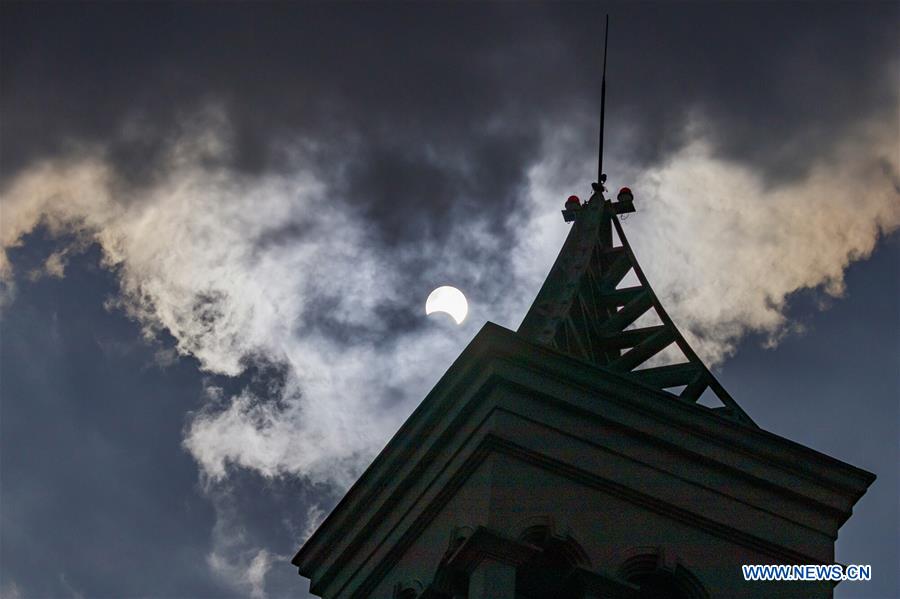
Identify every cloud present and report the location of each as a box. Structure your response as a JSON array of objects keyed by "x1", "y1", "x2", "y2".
[
  {"x1": 1, "y1": 580, "x2": 24, "y2": 599},
  {"x1": 3, "y1": 111, "x2": 898, "y2": 474},
  {"x1": 208, "y1": 546, "x2": 275, "y2": 599},
  {"x1": 299, "y1": 504, "x2": 327, "y2": 544},
  {"x1": 635, "y1": 119, "x2": 898, "y2": 362},
  {"x1": 206, "y1": 490, "x2": 281, "y2": 599},
  {"x1": 518, "y1": 118, "x2": 900, "y2": 364},
  {"x1": 58, "y1": 573, "x2": 86, "y2": 599},
  {"x1": 1, "y1": 105, "x2": 896, "y2": 594},
  {"x1": 2, "y1": 112, "x2": 520, "y2": 490}
]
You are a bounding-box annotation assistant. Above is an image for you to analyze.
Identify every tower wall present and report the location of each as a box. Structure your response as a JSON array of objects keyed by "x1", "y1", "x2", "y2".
[{"x1": 294, "y1": 324, "x2": 873, "y2": 599}]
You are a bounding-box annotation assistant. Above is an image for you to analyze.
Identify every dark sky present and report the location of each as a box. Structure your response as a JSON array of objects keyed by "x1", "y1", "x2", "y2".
[{"x1": 1, "y1": 3, "x2": 897, "y2": 598}]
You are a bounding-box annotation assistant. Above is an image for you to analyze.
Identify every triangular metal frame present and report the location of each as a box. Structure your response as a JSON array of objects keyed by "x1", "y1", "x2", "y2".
[{"x1": 519, "y1": 195, "x2": 756, "y2": 427}]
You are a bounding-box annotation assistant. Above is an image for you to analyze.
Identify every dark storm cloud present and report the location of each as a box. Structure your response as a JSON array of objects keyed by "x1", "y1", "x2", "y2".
[
  {"x1": 4, "y1": 2, "x2": 894, "y2": 235},
  {"x1": 1, "y1": 4, "x2": 555, "y2": 202}
]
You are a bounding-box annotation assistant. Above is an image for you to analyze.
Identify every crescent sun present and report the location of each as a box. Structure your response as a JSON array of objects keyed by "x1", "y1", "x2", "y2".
[{"x1": 425, "y1": 286, "x2": 468, "y2": 325}]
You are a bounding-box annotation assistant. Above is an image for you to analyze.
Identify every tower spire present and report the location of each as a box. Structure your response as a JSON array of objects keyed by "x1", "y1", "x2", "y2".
[{"x1": 519, "y1": 16, "x2": 754, "y2": 426}]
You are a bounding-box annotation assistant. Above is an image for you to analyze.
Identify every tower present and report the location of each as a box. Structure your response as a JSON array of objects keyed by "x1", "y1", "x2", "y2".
[{"x1": 292, "y1": 22, "x2": 874, "y2": 599}]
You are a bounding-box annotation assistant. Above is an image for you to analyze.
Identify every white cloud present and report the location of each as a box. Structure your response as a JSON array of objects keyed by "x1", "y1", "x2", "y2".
[
  {"x1": 207, "y1": 511, "x2": 279, "y2": 599},
  {"x1": 1, "y1": 109, "x2": 897, "y2": 594},
  {"x1": 0, "y1": 118, "x2": 493, "y2": 597},
  {"x1": 1, "y1": 580, "x2": 24, "y2": 599},
  {"x1": 517, "y1": 119, "x2": 900, "y2": 364},
  {"x1": 58, "y1": 573, "x2": 86, "y2": 599},
  {"x1": 300, "y1": 504, "x2": 327, "y2": 544}
]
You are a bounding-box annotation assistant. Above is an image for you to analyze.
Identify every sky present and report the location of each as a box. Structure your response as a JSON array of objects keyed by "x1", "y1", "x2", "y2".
[{"x1": 0, "y1": 2, "x2": 897, "y2": 598}]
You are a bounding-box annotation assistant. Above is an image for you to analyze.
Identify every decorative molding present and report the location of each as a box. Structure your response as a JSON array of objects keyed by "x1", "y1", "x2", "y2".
[
  {"x1": 393, "y1": 579, "x2": 423, "y2": 599},
  {"x1": 618, "y1": 547, "x2": 709, "y2": 599},
  {"x1": 514, "y1": 517, "x2": 592, "y2": 570},
  {"x1": 443, "y1": 526, "x2": 537, "y2": 572},
  {"x1": 429, "y1": 525, "x2": 638, "y2": 599}
]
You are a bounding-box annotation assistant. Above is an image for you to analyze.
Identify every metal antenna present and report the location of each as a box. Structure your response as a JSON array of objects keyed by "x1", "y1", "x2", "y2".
[{"x1": 597, "y1": 15, "x2": 609, "y2": 188}]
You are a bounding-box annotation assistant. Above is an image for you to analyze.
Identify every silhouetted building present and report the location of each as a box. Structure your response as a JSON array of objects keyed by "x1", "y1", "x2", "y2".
[{"x1": 293, "y1": 191, "x2": 874, "y2": 598}]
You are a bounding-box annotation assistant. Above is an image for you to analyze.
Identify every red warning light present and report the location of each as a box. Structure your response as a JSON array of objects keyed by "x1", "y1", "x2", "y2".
[
  {"x1": 565, "y1": 195, "x2": 581, "y2": 210},
  {"x1": 617, "y1": 187, "x2": 633, "y2": 203}
]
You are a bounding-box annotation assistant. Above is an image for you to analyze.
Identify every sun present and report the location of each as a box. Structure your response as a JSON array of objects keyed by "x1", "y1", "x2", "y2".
[{"x1": 425, "y1": 286, "x2": 468, "y2": 325}]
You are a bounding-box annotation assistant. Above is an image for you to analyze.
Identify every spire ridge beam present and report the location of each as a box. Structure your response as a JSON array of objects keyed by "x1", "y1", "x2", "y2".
[
  {"x1": 599, "y1": 256, "x2": 632, "y2": 292},
  {"x1": 598, "y1": 286, "x2": 644, "y2": 308},
  {"x1": 608, "y1": 328, "x2": 677, "y2": 372},
  {"x1": 596, "y1": 325, "x2": 667, "y2": 351},
  {"x1": 598, "y1": 291, "x2": 653, "y2": 334}
]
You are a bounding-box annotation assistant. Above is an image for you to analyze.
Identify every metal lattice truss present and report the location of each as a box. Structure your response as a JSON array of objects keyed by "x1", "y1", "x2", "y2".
[{"x1": 519, "y1": 196, "x2": 756, "y2": 427}]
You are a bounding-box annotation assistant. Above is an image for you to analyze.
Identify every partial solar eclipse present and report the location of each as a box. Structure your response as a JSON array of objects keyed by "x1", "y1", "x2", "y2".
[{"x1": 425, "y1": 286, "x2": 468, "y2": 325}]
